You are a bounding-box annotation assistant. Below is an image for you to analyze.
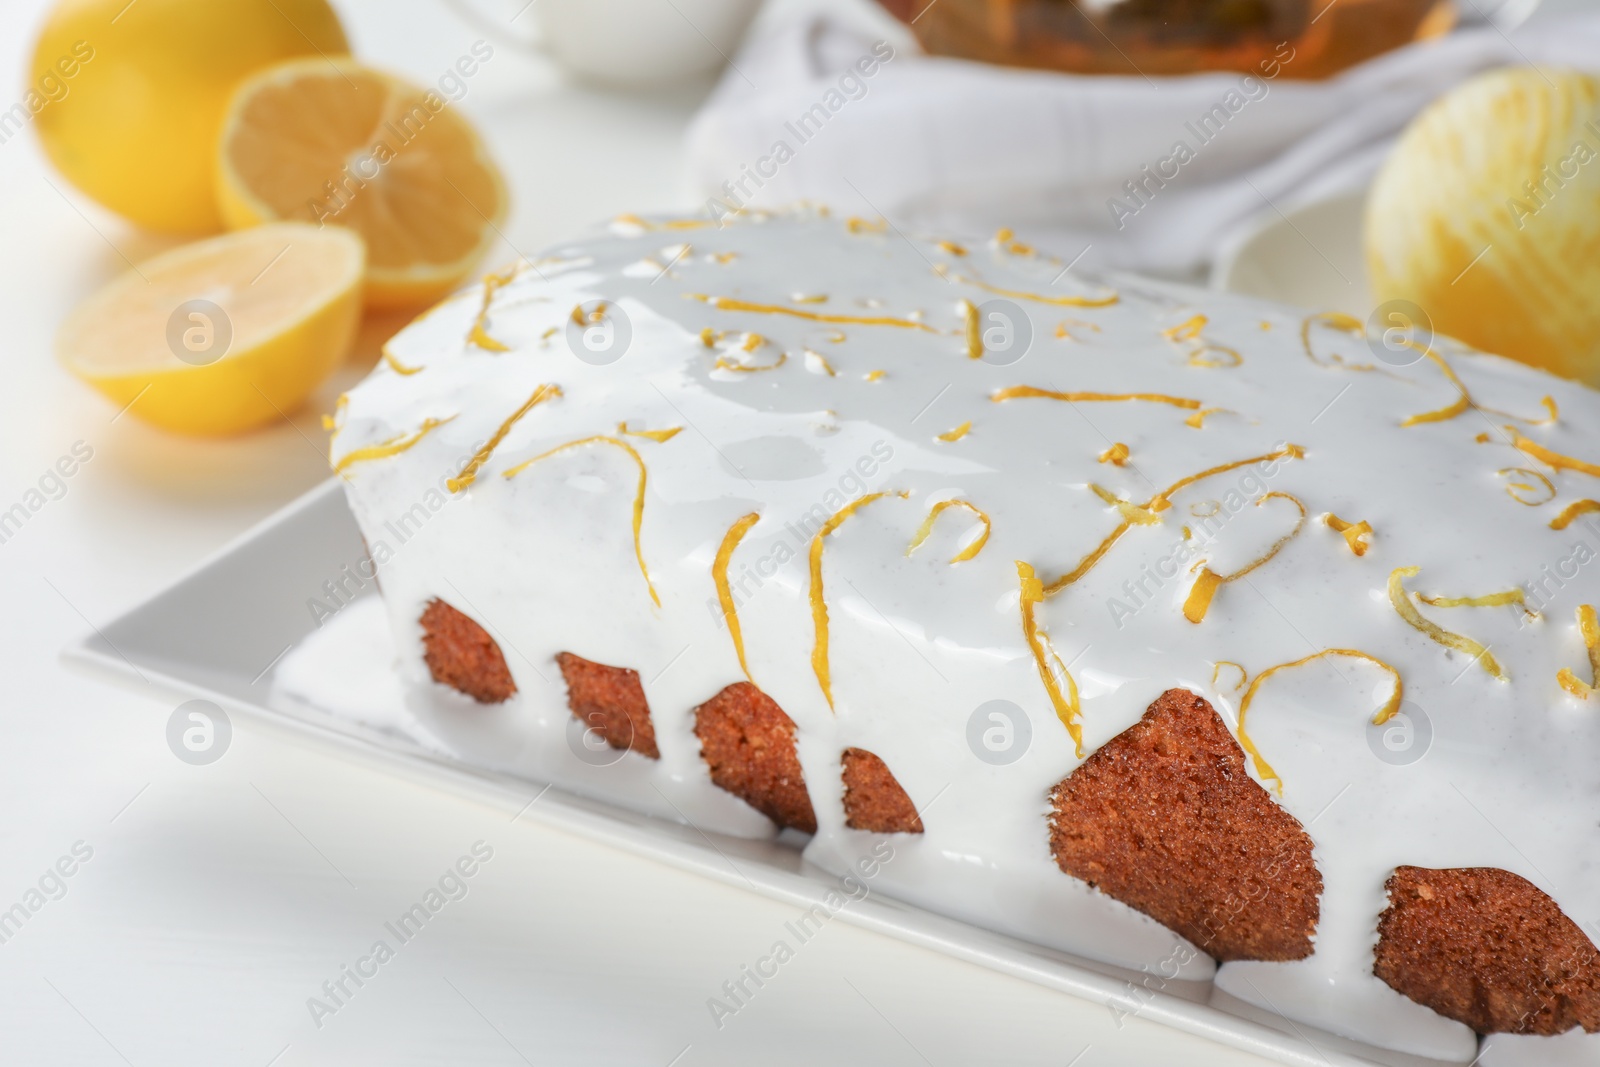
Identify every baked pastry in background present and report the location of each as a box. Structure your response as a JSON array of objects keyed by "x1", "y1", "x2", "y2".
[{"x1": 329, "y1": 208, "x2": 1600, "y2": 1063}]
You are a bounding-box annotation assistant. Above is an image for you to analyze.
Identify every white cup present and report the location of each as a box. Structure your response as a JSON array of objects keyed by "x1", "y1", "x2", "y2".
[{"x1": 445, "y1": 0, "x2": 764, "y2": 87}]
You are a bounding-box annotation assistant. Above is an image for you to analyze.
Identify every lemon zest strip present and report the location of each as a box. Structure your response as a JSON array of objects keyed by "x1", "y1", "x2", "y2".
[
  {"x1": 1507, "y1": 429, "x2": 1600, "y2": 479},
  {"x1": 809, "y1": 492, "x2": 903, "y2": 710},
  {"x1": 1090, "y1": 484, "x2": 1163, "y2": 526},
  {"x1": 1212, "y1": 661, "x2": 1248, "y2": 692},
  {"x1": 715, "y1": 353, "x2": 789, "y2": 373},
  {"x1": 961, "y1": 298, "x2": 982, "y2": 360},
  {"x1": 1098, "y1": 442, "x2": 1130, "y2": 466},
  {"x1": 1324, "y1": 513, "x2": 1373, "y2": 556},
  {"x1": 1189, "y1": 345, "x2": 1242, "y2": 369},
  {"x1": 1300, "y1": 311, "x2": 1378, "y2": 370},
  {"x1": 1552, "y1": 500, "x2": 1600, "y2": 530},
  {"x1": 906, "y1": 499, "x2": 991, "y2": 563},
  {"x1": 382, "y1": 347, "x2": 423, "y2": 375},
  {"x1": 1400, "y1": 346, "x2": 1472, "y2": 427},
  {"x1": 503, "y1": 434, "x2": 659, "y2": 607},
  {"x1": 1499, "y1": 467, "x2": 1556, "y2": 506},
  {"x1": 698, "y1": 295, "x2": 937, "y2": 332},
  {"x1": 1185, "y1": 408, "x2": 1227, "y2": 428},
  {"x1": 447, "y1": 384, "x2": 562, "y2": 492},
  {"x1": 1163, "y1": 315, "x2": 1207, "y2": 342},
  {"x1": 950, "y1": 273, "x2": 1119, "y2": 309},
  {"x1": 1182, "y1": 493, "x2": 1307, "y2": 623},
  {"x1": 1018, "y1": 561, "x2": 1084, "y2": 758},
  {"x1": 991, "y1": 385, "x2": 1201, "y2": 410},
  {"x1": 937, "y1": 421, "x2": 972, "y2": 443},
  {"x1": 617, "y1": 421, "x2": 682, "y2": 443},
  {"x1": 713, "y1": 512, "x2": 762, "y2": 686},
  {"x1": 1388, "y1": 566, "x2": 1505, "y2": 680},
  {"x1": 467, "y1": 264, "x2": 521, "y2": 351},
  {"x1": 334, "y1": 416, "x2": 455, "y2": 474},
  {"x1": 1556, "y1": 605, "x2": 1600, "y2": 698},
  {"x1": 1238, "y1": 649, "x2": 1404, "y2": 794}
]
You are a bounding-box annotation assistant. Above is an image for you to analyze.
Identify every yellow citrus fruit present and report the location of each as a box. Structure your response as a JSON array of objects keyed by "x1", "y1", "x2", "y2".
[
  {"x1": 216, "y1": 57, "x2": 509, "y2": 310},
  {"x1": 1366, "y1": 67, "x2": 1600, "y2": 386},
  {"x1": 30, "y1": 0, "x2": 348, "y2": 233},
  {"x1": 57, "y1": 223, "x2": 364, "y2": 435}
]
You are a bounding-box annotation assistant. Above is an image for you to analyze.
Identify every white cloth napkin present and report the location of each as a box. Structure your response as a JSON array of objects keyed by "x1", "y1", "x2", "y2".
[{"x1": 683, "y1": 1, "x2": 1600, "y2": 276}]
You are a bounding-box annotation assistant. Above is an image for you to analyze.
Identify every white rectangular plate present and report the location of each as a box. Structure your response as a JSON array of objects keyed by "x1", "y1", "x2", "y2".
[{"x1": 63, "y1": 477, "x2": 1457, "y2": 1067}]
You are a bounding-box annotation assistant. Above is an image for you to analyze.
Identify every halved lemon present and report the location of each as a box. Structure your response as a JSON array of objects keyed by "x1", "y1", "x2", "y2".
[
  {"x1": 57, "y1": 223, "x2": 364, "y2": 436},
  {"x1": 216, "y1": 57, "x2": 509, "y2": 309}
]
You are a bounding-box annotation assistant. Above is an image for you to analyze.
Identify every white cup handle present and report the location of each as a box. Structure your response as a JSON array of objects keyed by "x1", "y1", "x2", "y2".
[{"x1": 440, "y1": 0, "x2": 549, "y2": 56}]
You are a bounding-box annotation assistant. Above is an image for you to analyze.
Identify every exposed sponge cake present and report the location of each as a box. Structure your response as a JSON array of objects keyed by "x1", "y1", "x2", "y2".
[
  {"x1": 693, "y1": 682, "x2": 817, "y2": 834},
  {"x1": 1375, "y1": 866, "x2": 1600, "y2": 1036},
  {"x1": 556, "y1": 651, "x2": 660, "y2": 759},
  {"x1": 1048, "y1": 689, "x2": 1321, "y2": 963},
  {"x1": 420, "y1": 598, "x2": 516, "y2": 703}
]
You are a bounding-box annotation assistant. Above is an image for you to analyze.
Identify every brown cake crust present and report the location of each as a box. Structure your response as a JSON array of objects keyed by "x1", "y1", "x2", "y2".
[
  {"x1": 841, "y1": 747, "x2": 924, "y2": 834},
  {"x1": 1047, "y1": 688, "x2": 1321, "y2": 962},
  {"x1": 419, "y1": 598, "x2": 517, "y2": 703},
  {"x1": 555, "y1": 652, "x2": 660, "y2": 759},
  {"x1": 693, "y1": 682, "x2": 817, "y2": 834},
  {"x1": 1375, "y1": 866, "x2": 1600, "y2": 1036}
]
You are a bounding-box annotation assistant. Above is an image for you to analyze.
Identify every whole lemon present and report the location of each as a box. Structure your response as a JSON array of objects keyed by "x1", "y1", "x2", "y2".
[
  {"x1": 30, "y1": 0, "x2": 348, "y2": 233},
  {"x1": 1366, "y1": 67, "x2": 1600, "y2": 386}
]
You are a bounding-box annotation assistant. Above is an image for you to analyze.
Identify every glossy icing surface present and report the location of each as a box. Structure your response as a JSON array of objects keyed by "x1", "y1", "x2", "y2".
[{"x1": 307, "y1": 209, "x2": 1600, "y2": 1061}]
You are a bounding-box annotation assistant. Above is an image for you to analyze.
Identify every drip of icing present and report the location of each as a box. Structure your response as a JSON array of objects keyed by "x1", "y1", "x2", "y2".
[
  {"x1": 503, "y1": 435, "x2": 659, "y2": 607},
  {"x1": 1387, "y1": 567, "x2": 1505, "y2": 681},
  {"x1": 714, "y1": 512, "x2": 762, "y2": 685},
  {"x1": 448, "y1": 384, "x2": 563, "y2": 492},
  {"x1": 906, "y1": 499, "x2": 991, "y2": 564}
]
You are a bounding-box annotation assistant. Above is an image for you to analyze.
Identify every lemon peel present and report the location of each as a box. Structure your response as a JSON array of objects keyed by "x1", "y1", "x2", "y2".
[
  {"x1": 448, "y1": 384, "x2": 562, "y2": 492},
  {"x1": 991, "y1": 386, "x2": 1201, "y2": 410},
  {"x1": 1238, "y1": 649, "x2": 1404, "y2": 793},
  {"x1": 467, "y1": 264, "x2": 521, "y2": 352},
  {"x1": 961, "y1": 299, "x2": 982, "y2": 360},
  {"x1": 1189, "y1": 346, "x2": 1243, "y2": 369},
  {"x1": 713, "y1": 512, "x2": 762, "y2": 685},
  {"x1": 907, "y1": 500, "x2": 991, "y2": 563},
  {"x1": 1018, "y1": 561, "x2": 1084, "y2": 758},
  {"x1": 1324, "y1": 513, "x2": 1374, "y2": 556},
  {"x1": 809, "y1": 492, "x2": 905, "y2": 710},
  {"x1": 1163, "y1": 315, "x2": 1207, "y2": 342},
  {"x1": 1557, "y1": 605, "x2": 1599, "y2": 699},
  {"x1": 715, "y1": 353, "x2": 788, "y2": 373},
  {"x1": 1213, "y1": 661, "x2": 1248, "y2": 692},
  {"x1": 1184, "y1": 408, "x2": 1228, "y2": 428},
  {"x1": 1552, "y1": 500, "x2": 1600, "y2": 530},
  {"x1": 1388, "y1": 566, "x2": 1505, "y2": 680},
  {"x1": 503, "y1": 435, "x2": 658, "y2": 607},
  {"x1": 1300, "y1": 312, "x2": 1380, "y2": 371},
  {"x1": 1500, "y1": 467, "x2": 1557, "y2": 506},
  {"x1": 381, "y1": 347, "x2": 423, "y2": 375},
  {"x1": 937, "y1": 422, "x2": 973, "y2": 443},
  {"x1": 1507, "y1": 429, "x2": 1600, "y2": 479},
  {"x1": 1089, "y1": 484, "x2": 1162, "y2": 526},
  {"x1": 1400, "y1": 346, "x2": 1472, "y2": 427},
  {"x1": 1182, "y1": 493, "x2": 1307, "y2": 623},
  {"x1": 334, "y1": 415, "x2": 454, "y2": 474},
  {"x1": 698, "y1": 295, "x2": 936, "y2": 332},
  {"x1": 616, "y1": 422, "x2": 682, "y2": 443},
  {"x1": 949, "y1": 273, "x2": 1118, "y2": 309},
  {"x1": 1098, "y1": 443, "x2": 1130, "y2": 466}
]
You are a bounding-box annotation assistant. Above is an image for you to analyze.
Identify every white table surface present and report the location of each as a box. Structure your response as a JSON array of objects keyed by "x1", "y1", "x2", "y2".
[{"x1": 0, "y1": 1, "x2": 1580, "y2": 1063}]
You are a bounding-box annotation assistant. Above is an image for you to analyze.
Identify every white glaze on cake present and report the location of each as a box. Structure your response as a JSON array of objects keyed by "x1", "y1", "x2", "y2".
[{"x1": 306, "y1": 208, "x2": 1600, "y2": 1061}]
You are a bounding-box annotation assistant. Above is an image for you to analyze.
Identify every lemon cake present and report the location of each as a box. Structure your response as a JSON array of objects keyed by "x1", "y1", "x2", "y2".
[{"x1": 326, "y1": 209, "x2": 1600, "y2": 1063}]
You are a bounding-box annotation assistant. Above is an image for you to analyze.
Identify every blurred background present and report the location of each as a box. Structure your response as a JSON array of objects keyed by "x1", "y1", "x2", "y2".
[{"x1": 1, "y1": 0, "x2": 1595, "y2": 1062}]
